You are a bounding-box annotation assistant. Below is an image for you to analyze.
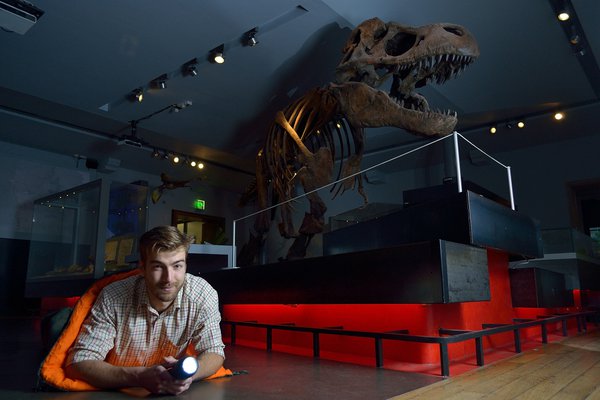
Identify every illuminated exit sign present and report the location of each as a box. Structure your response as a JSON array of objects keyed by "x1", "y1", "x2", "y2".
[{"x1": 193, "y1": 199, "x2": 205, "y2": 210}]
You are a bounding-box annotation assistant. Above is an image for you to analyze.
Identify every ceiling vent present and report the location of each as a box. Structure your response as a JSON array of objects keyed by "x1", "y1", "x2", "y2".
[{"x1": 0, "y1": 0, "x2": 44, "y2": 35}]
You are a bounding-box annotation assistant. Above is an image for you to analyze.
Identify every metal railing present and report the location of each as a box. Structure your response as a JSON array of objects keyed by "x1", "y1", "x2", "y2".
[{"x1": 222, "y1": 310, "x2": 599, "y2": 377}]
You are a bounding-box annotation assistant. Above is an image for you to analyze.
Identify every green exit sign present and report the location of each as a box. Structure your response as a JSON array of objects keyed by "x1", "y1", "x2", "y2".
[{"x1": 193, "y1": 199, "x2": 205, "y2": 210}]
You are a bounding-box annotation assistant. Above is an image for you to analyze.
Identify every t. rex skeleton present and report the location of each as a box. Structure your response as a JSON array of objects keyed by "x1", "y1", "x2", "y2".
[{"x1": 239, "y1": 18, "x2": 479, "y2": 265}]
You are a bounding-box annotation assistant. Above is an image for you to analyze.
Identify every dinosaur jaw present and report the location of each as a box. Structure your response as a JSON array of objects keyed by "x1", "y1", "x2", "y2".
[
  {"x1": 385, "y1": 53, "x2": 476, "y2": 135},
  {"x1": 331, "y1": 82, "x2": 458, "y2": 137}
]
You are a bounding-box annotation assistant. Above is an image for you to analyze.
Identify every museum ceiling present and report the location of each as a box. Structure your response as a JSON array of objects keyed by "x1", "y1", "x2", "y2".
[{"x1": 0, "y1": 0, "x2": 599, "y2": 191}]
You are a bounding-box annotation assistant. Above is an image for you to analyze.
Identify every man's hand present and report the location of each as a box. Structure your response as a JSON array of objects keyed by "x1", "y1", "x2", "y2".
[
  {"x1": 137, "y1": 356, "x2": 193, "y2": 395},
  {"x1": 66, "y1": 358, "x2": 194, "y2": 395}
]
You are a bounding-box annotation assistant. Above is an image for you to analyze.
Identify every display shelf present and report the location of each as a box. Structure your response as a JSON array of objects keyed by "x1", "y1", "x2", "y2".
[
  {"x1": 25, "y1": 179, "x2": 147, "y2": 297},
  {"x1": 510, "y1": 228, "x2": 600, "y2": 291}
]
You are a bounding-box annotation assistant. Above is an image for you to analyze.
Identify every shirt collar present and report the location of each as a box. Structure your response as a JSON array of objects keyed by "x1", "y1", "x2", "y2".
[{"x1": 136, "y1": 274, "x2": 186, "y2": 313}]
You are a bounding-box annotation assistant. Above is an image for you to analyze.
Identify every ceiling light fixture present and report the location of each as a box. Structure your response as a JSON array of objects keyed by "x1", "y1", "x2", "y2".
[
  {"x1": 557, "y1": 2, "x2": 572, "y2": 21},
  {"x1": 129, "y1": 88, "x2": 143, "y2": 103},
  {"x1": 517, "y1": 121, "x2": 525, "y2": 128},
  {"x1": 244, "y1": 28, "x2": 259, "y2": 47},
  {"x1": 489, "y1": 126, "x2": 497, "y2": 134},
  {"x1": 182, "y1": 58, "x2": 198, "y2": 77},
  {"x1": 152, "y1": 74, "x2": 168, "y2": 89},
  {"x1": 210, "y1": 44, "x2": 225, "y2": 64},
  {"x1": 557, "y1": 11, "x2": 570, "y2": 21},
  {"x1": 122, "y1": 104, "x2": 207, "y2": 173},
  {"x1": 554, "y1": 112, "x2": 565, "y2": 120},
  {"x1": 569, "y1": 26, "x2": 580, "y2": 45}
]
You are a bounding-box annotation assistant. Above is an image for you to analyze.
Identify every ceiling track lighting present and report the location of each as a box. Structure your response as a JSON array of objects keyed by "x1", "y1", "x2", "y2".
[
  {"x1": 552, "y1": 1, "x2": 589, "y2": 58},
  {"x1": 210, "y1": 44, "x2": 225, "y2": 64},
  {"x1": 244, "y1": 27, "x2": 259, "y2": 47},
  {"x1": 160, "y1": 153, "x2": 205, "y2": 170},
  {"x1": 105, "y1": 6, "x2": 310, "y2": 112}
]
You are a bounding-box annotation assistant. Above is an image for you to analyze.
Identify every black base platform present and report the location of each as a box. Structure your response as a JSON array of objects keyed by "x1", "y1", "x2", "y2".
[{"x1": 203, "y1": 239, "x2": 489, "y2": 304}]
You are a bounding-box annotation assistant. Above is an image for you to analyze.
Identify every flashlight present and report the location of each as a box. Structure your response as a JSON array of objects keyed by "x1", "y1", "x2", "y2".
[{"x1": 169, "y1": 356, "x2": 198, "y2": 380}]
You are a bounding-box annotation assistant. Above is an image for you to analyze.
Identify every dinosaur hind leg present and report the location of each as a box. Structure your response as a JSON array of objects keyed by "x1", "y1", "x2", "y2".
[{"x1": 284, "y1": 192, "x2": 327, "y2": 260}]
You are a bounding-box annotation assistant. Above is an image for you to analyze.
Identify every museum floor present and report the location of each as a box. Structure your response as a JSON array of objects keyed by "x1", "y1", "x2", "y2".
[
  {"x1": 0, "y1": 316, "x2": 440, "y2": 399},
  {"x1": 2, "y1": 316, "x2": 599, "y2": 399}
]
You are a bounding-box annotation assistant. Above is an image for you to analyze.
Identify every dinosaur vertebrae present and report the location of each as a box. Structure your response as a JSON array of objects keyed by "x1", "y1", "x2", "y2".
[{"x1": 255, "y1": 87, "x2": 365, "y2": 239}]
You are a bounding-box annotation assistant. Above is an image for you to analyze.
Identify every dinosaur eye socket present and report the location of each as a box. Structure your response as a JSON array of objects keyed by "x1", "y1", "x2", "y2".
[
  {"x1": 373, "y1": 27, "x2": 387, "y2": 42},
  {"x1": 385, "y1": 32, "x2": 417, "y2": 56},
  {"x1": 443, "y1": 26, "x2": 463, "y2": 36}
]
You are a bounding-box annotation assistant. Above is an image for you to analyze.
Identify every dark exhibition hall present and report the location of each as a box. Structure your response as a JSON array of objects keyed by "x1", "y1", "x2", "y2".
[{"x1": 1, "y1": 0, "x2": 599, "y2": 399}]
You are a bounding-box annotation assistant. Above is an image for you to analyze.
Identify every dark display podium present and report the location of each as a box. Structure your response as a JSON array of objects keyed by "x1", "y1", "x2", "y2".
[
  {"x1": 204, "y1": 239, "x2": 489, "y2": 304},
  {"x1": 204, "y1": 190, "x2": 543, "y2": 305}
]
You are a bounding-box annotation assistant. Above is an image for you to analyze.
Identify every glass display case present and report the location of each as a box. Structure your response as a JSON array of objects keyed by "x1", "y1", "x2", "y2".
[{"x1": 25, "y1": 179, "x2": 148, "y2": 297}]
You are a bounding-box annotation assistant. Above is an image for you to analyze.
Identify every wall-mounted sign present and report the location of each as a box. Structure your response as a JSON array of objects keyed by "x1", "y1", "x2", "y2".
[{"x1": 193, "y1": 199, "x2": 206, "y2": 210}]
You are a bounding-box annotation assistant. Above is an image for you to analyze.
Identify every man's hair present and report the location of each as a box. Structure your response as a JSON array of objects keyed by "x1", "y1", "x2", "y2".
[{"x1": 139, "y1": 226, "x2": 195, "y2": 262}]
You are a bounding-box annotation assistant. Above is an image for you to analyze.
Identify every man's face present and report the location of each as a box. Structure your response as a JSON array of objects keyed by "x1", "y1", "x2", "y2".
[{"x1": 140, "y1": 246, "x2": 187, "y2": 312}]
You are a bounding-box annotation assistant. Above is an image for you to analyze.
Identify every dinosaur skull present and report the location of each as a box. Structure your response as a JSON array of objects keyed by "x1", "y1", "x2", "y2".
[{"x1": 334, "y1": 18, "x2": 479, "y2": 136}]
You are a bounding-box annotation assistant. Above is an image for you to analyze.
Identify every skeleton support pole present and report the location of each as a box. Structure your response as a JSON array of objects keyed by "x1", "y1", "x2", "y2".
[{"x1": 453, "y1": 131, "x2": 463, "y2": 193}]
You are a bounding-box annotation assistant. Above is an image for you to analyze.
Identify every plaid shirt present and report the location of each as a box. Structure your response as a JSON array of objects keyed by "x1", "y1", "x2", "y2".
[{"x1": 67, "y1": 273, "x2": 225, "y2": 367}]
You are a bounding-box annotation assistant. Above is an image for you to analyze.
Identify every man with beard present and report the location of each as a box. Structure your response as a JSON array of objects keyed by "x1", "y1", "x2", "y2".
[{"x1": 65, "y1": 226, "x2": 225, "y2": 395}]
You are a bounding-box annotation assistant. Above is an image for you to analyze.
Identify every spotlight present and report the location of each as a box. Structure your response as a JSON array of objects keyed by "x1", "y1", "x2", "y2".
[
  {"x1": 173, "y1": 155, "x2": 180, "y2": 164},
  {"x1": 557, "y1": 11, "x2": 570, "y2": 21},
  {"x1": 130, "y1": 88, "x2": 143, "y2": 103},
  {"x1": 182, "y1": 58, "x2": 198, "y2": 77},
  {"x1": 198, "y1": 162, "x2": 204, "y2": 169},
  {"x1": 190, "y1": 160, "x2": 197, "y2": 167},
  {"x1": 569, "y1": 26, "x2": 580, "y2": 45},
  {"x1": 517, "y1": 121, "x2": 525, "y2": 128},
  {"x1": 557, "y1": 1, "x2": 573, "y2": 21},
  {"x1": 210, "y1": 44, "x2": 225, "y2": 64},
  {"x1": 489, "y1": 126, "x2": 497, "y2": 134},
  {"x1": 244, "y1": 28, "x2": 259, "y2": 47},
  {"x1": 554, "y1": 112, "x2": 565, "y2": 120},
  {"x1": 152, "y1": 74, "x2": 168, "y2": 89}
]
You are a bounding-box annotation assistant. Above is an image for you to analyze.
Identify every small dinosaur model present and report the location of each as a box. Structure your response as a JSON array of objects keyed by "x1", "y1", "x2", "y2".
[
  {"x1": 239, "y1": 18, "x2": 479, "y2": 265},
  {"x1": 151, "y1": 172, "x2": 197, "y2": 203}
]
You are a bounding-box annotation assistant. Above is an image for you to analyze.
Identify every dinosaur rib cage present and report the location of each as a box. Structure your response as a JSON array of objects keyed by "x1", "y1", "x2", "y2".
[{"x1": 263, "y1": 87, "x2": 365, "y2": 207}]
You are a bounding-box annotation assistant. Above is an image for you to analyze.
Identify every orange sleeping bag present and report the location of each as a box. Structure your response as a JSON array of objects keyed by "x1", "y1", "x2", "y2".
[{"x1": 39, "y1": 269, "x2": 232, "y2": 391}]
